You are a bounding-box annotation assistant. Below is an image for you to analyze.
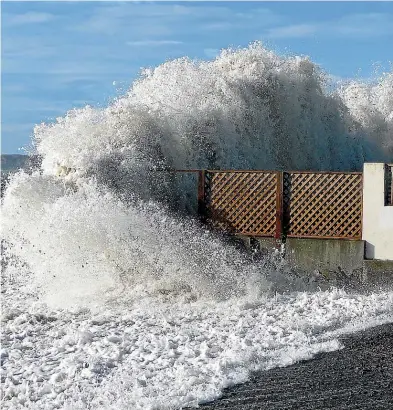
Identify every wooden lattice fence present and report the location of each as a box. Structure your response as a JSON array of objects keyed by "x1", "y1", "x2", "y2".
[
  {"x1": 283, "y1": 172, "x2": 363, "y2": 239},
  {"x1": 197, "y1": 170, "x2": 363, "y2": 240},
  {"x1": 203, "y1": 171, "x2": 279, "y2": 236}
]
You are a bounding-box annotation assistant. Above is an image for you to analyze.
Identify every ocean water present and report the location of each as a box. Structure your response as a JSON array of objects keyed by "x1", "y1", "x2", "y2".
[{"x1": 1, "y1": 43, "x2": 393, "y2": 409}]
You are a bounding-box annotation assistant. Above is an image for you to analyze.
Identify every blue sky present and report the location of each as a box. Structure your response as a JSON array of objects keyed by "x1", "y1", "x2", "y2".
[{"x1": 2, "y1": 1, "x2": 393, "y2": 154}]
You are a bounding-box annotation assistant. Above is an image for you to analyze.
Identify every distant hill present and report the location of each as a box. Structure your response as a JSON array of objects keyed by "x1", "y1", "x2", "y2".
[
  {"x1": 1, "y1": 154, "x2": 41, "y2": 195},
  {"x1": 2, "y1": 154, "x2": 30, "y2": 175},
  {"x1": 1, "y1": 154, "x2": 40, "y2": 176}
]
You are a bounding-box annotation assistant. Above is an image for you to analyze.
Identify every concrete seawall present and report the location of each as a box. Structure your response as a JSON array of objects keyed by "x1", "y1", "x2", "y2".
[
  {"x1": 201, "y1": 163, "x2": 393, "y2": 287},
  {"x1": 285, "y1": 238, "x2": 364, "y2": 277},
  {"x1": 238, "y1": 236, "x2": 393, "y2": 288}
]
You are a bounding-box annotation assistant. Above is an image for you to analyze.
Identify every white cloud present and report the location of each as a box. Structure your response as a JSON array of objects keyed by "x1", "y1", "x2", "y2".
[
  {"x1": 3, "y1": 95, "x2": 70, "y2": 114},
  {"x1": 334, "y1": 13, "x2": 393, "y2": 37},
  {"x1": 72, "y1": 3, "x2": 178, "y2": 35},
  {"x1": 266, "y1": 24, "x2": 318, "y2": 39},
  {"x1": 74, "y1": 3, "x2": 284, "y2": 37},
  {"x1": 1, "y1": 84, "x2": 27, "y2": 94},
  {"x1": 126, "y1": 40, "x2": 183, "y2": 47},
  {"x1": 4, "y1": 12, "x2": 55, "y2": 26},
  {"x1": 264, "y1": 12, "x2": 393, "y2": 39},
  {"x1": 3, "y1": 41, "x2": 57, "y2": 59},
  {"x1": 203, "y1": 22, "x2": 233, "y2": 31},
  {"x1": 201, "y1": 7, "x2": 284, "y2": 32}
]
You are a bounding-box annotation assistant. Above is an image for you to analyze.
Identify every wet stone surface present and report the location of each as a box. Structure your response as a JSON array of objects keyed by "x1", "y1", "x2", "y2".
[{"x1": 202, "y1": 323, "x2": 393, "y2": 410}]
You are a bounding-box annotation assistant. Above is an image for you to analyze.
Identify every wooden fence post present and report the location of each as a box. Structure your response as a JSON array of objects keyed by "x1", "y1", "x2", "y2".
[
  {"x1": 198, "y1": 170, "x2": 206, "y2": 221},
  {"x1": 384, "y1": 164, "x2": 393, "y2": 206},
  {"x1": 275, "y1": 171, "x2": 284, "y2": 241}
]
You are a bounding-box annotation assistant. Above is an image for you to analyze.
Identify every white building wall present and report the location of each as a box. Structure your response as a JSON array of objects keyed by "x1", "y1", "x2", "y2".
[{"x1": 362, "y1": 163, "x2": 393, "y2": 261}]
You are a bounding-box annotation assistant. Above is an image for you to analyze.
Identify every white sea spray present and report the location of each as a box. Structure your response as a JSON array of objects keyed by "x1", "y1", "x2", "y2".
[{"x1": 1, "y1": 43, "x2": 392, "y2": 409}]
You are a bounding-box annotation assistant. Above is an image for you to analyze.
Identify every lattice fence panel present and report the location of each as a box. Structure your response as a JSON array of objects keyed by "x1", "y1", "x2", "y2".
[
  {"x1": 205, "y1": 171, "x2": 278, "y2": 236},
  {"x1": 284, "y1": 172, "x2": 363, "y2": 239}
]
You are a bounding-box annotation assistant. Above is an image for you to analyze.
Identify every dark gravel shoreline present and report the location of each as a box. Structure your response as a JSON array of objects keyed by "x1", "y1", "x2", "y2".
[{"x1": 201, "y1": 322, "x2": 393, "y2": 410}]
